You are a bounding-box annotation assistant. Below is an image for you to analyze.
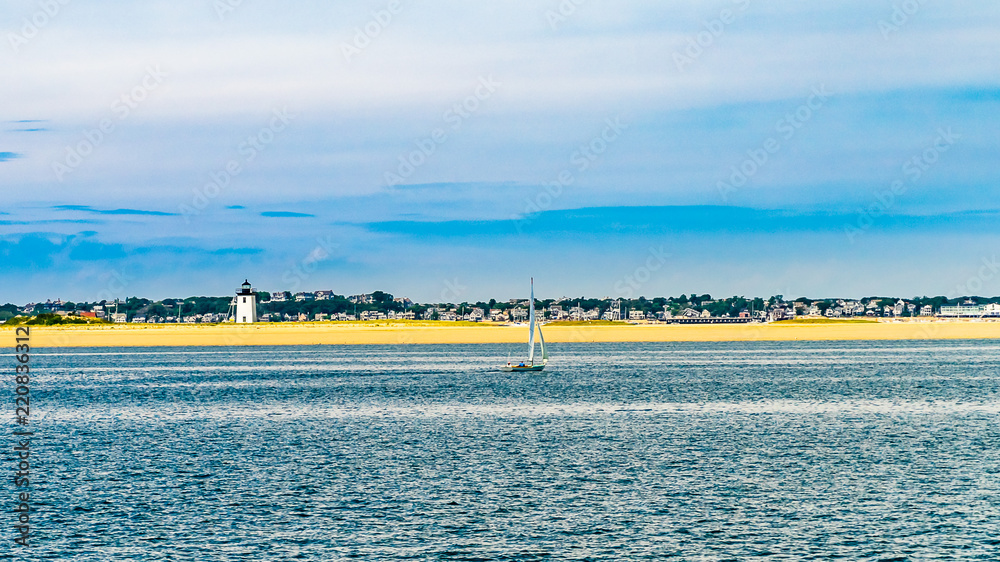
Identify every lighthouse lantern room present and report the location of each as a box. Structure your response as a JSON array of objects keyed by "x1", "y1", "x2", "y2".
[{"x1": 235, "y1": 279, "x2": 258, "y2": 323}]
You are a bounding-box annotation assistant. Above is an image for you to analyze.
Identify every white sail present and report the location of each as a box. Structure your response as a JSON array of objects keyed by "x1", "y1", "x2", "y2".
[
  {"x1": 528, "y1": 277, "x2": 536, "y2": 363},
  {"x1": 499, "y1": 277, "x2": 548, "y2": 372},
  {"x1": 539, "y1": 321, "x2": 547, "y2": 362}
]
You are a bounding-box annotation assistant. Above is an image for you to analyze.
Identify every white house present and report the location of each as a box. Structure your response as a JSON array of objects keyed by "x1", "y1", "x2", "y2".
[
  {"x1": 894, "y1": 300, "x2": 906, "y2": 316},
  {"x1": 983, "y1": 303, "x2": 1000, "y2": 316}
]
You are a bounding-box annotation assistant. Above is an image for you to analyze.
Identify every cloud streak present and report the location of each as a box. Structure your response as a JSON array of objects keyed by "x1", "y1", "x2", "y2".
[{"x1": 52, "y1": 205, "x2": 178, "y2": 216}]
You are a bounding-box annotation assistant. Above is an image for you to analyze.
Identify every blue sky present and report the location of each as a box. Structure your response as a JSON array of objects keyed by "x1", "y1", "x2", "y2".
[{"x1": 3, "y1": 0, "x2": 999, "y2": 303}]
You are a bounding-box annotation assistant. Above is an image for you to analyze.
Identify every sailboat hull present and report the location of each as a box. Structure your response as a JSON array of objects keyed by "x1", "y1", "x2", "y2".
[{"x1": 501, "y1": 364, "x2": 545, "y2": 372}]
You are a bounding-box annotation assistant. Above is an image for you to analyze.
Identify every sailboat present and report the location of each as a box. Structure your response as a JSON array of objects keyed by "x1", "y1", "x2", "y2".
[{"x1": 502, "y1": 278, "x2": 548, "y2": 372}]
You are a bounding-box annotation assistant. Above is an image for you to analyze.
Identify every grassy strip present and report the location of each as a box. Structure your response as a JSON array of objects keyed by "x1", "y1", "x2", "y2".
[{"x1": 779, "y1": 317, "x2": 878, "y2": 324}]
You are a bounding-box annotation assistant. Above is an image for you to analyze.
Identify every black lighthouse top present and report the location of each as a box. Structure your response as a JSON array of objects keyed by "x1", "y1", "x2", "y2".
[{"x1": 238, "y1": 279, "x2": 254, "y2": 295}]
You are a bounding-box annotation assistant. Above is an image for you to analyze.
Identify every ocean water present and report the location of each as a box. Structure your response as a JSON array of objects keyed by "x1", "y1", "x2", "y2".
[{"x1": 11, "y1": 341, "x2": 1000, "y2": 560}]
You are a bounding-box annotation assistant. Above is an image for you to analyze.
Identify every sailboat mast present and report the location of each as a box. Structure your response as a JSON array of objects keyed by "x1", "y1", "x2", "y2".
[{"x1": 528, "y1": 278, "x2": 536, "y2": 363}]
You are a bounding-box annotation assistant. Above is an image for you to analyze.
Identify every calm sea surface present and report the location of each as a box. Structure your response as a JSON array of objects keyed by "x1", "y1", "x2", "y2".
[{"x1": 12, "y1": 341, "x2": 1000, "y2": 560}]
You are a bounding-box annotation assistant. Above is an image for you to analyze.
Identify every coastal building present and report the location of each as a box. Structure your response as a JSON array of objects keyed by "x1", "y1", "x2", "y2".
[
  {"x1": 511, "y1": 307, "x2": 528, "y2": 322},
  {"x1": 939, "y1": 304, "x2": 987, "y2": 317},
  {"x1": 235, "y1": 279, "x2": 258, "y2": 323}
]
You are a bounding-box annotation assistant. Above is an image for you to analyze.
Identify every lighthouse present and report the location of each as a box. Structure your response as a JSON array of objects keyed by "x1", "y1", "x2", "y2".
[{"x1": 235, "y1": 279, "x2": 258, "y2": 323}]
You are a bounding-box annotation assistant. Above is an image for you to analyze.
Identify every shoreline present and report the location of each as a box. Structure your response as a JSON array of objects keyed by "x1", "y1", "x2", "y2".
[{"x1": 7, "y1": 320, "x2": 1000, "y2": 347}]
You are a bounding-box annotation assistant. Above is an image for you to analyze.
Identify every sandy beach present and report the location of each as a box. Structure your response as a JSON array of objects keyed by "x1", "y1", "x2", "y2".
[{"x1": 7, "y1": 320, "x2": 1000, "y2": 347}]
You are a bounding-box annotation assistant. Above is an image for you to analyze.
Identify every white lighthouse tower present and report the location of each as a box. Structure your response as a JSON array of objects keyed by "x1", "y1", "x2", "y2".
[{"x1": 234, "y1": 279, "x2": 258, "y2": 323}]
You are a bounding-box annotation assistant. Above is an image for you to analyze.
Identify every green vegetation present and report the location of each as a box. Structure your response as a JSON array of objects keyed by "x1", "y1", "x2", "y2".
[
  {"x1": 5, "y1": 313, "x2": 110, "y2": 326},
  {"x1": 544, "y1": 320, "x2": 626, "y2": 326},
  {"x1": 780, "y1": 317, "x2": 878, "y2": 324}
]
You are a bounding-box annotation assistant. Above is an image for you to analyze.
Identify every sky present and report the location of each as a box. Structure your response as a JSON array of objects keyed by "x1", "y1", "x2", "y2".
[{"x1": 2, "y1": 0, "x2": 999, "y2": 304}]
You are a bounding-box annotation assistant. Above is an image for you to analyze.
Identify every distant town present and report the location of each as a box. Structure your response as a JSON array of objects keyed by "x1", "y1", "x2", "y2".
[{"x1": 4, "y1": 283, "x2": 1000, "y2": 326}]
